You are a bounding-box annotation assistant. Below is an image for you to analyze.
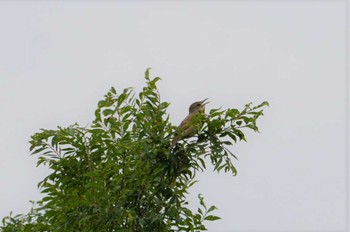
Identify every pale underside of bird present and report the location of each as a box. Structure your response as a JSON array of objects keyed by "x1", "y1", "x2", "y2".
[{"x1": 170, "y1": 98, "x2": 209, "y2": 150}]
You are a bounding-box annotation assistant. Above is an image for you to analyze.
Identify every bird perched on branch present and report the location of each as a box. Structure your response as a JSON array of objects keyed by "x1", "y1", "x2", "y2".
[{"x1": 170, "y1": 98, "x2": 209, "y2": 150}]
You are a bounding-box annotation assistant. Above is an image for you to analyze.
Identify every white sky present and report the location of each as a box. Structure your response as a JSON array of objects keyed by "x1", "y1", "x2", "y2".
[{"x1": 0, "y1": 1, "x2": 347, "y2": 231}]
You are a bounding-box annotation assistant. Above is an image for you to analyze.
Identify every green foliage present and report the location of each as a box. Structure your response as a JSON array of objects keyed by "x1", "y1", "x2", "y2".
[{"x1": 1, "y1": 69, "x2": 268, "y2": 231}]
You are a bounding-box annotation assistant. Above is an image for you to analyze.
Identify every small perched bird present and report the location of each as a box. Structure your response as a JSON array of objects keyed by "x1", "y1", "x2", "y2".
[{"x1": 170, "y1": 98, "x2": 209, "y2": 150}]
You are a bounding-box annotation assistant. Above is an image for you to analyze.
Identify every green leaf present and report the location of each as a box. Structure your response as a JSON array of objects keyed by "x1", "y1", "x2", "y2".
[
  {"x1": 198, "y1": 158, "x2": 206, "y2": 169},
  {"x1": 207, "y1": 205, "x2": 218, "y2": 213},
  {"x1": 233, "y1": 129, "x2": 246, "y2": 141},
  {"x1": 204, "y1": 215, "x2": 221, "y2": 221},
  {"x1": 110, "y1": 86, "x2": 117, "y2": 94},
  {"x1": 145, "y1": 68, "x2": 151, "y2": 80},
  {"x1": 225, "y1": 108, "x2": 239, "y2": 118},
  {"x1": 31, "y1": 146, "x2": 46, "y2": 155},
  {"x1": 209, "y1": 108, "x2": 224, "y2": 117},
  {"x1": 256, "y1": 101, "x2": 270, "y2": 108},
  {"x1": 226, "y1": 132, "x2": 237, "y2": 143},
  {"x1": 198, "y1": 194, "x2": 207, "y2": 210},
  {"x1": 182, "y1": 208, "x2": 193, "y2": 217},
  {"x1": 97, "y1": 100, "x2": 107, "y2": 108},
  {"x1": 102, "y1": 109, "x2": 114, "y2": 117}
]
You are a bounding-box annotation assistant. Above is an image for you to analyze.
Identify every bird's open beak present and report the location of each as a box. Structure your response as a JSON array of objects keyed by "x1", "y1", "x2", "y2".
[{"x1": 201, "y1": 98, "x2": 209, "y2": 106}]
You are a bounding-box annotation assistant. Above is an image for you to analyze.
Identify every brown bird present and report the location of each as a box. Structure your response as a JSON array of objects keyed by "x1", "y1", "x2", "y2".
[{"x1": 170, "y1": 98, "x2": 209, "y2": 150}]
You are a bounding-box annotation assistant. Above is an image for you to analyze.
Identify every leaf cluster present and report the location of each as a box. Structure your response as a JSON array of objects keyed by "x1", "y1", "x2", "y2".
[{"x1": 1, "y1": 69, "x2": 268, "y2": 231}]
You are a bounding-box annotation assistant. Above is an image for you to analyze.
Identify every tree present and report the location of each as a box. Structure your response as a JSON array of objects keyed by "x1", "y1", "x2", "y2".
[{"x1": 1, "y1": 69, "x2": 269, "y2": 231}]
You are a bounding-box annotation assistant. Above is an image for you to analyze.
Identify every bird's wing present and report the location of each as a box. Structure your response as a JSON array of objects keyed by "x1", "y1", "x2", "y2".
[
  {"x1": 169, "y1": 113, "x2": 196, "y2": 150},
  {"x1": 178, "y1": 113, "x2": 193, "y2": 129}
]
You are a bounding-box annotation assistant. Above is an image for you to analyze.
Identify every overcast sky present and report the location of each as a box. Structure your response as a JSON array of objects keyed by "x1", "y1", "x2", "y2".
[{"x1": 0, "y1": 1, "x2": 347, "y2": 231}]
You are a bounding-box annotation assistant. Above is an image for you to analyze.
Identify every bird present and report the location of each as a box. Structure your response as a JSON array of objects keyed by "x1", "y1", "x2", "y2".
[{"x1": 170, "y1": 98, "x2": 209, "y2": 150}]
